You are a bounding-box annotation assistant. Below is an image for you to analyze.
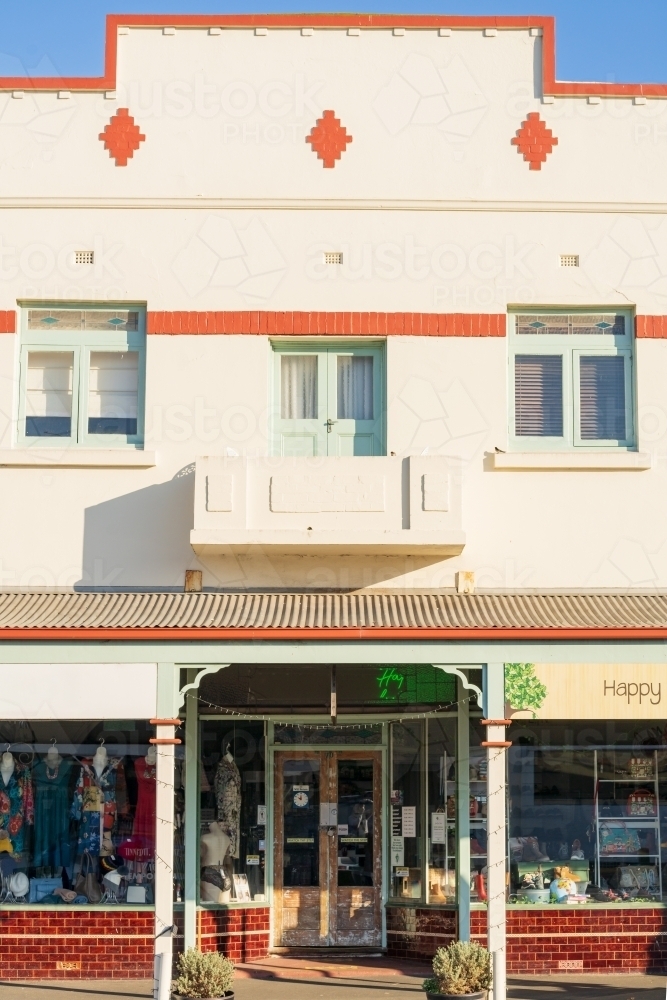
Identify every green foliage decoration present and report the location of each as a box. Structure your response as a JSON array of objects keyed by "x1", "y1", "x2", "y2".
[{"x1": 505, "y1": 662, "x2": 547, "y2": 718}]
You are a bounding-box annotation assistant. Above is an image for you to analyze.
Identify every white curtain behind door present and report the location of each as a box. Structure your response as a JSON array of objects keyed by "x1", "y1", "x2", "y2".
[
  {"x1": 337, "y1": 356, "x2": 373, "y2": 420},
  {"x1": 281, "y1": 355, "x2": 318, "y2": 419}
]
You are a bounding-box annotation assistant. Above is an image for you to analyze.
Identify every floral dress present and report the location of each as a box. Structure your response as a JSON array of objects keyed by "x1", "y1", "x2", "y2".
[
  {"x1": 0, "y1": 764, "x2": 34, "y2": 857},
  {"x1": 71, "y1": 758, "x2": 127, "y2": 856},
  {"x1": 214, "y1": 756, "x2": 241, "y2": 859}
]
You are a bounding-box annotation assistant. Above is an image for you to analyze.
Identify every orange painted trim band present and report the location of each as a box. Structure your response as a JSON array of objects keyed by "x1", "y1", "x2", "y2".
[
  {"x1": 0, "y1": 311, "x2": 16, "y2": 334},
  {"x1": 150, "y1": 718, "x2": 181, "y2": 726},
  {"x1": 636, "y1": 316, "x2": 667, "y2": 339},
  {"x1": 481, "y1": 741, "x2": 512, "y2": 748},
  {"x1": 149, "y1": 737, "x2": 182, "y2": 745},
  {"x1": 147, "y1": 311, "x2": 506, "y2": 337},
  {"x1": 0, "y1": 626, "x2": 666, "y2": 641},
  {"x1": 481, "y1": 719, "x2": 513, "y2": 726},
  {"x1": 0, "y1": 15, "x2": 663, "y2": 98}
]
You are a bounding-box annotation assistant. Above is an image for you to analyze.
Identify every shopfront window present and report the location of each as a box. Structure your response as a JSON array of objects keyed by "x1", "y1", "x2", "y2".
[
  {"x1": 508, "y1": 721, "x2": 667, "y2": 903},
  {"x1": 0, "y1": 720, "x2": 155, "y2": 906},
  {"x1": 390, "y1": 721, "x2": 422, "y2": 900},
  {"x1": 427, "y1": 718, "x2": 457, "y2": 903},
  {"x1": 199, "y1": 721, "x2": 266, "y2": 903}
]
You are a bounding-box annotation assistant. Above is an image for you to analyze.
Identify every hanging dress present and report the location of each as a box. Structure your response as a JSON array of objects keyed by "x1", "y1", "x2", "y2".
[
  {"x1": 32, "y1": 757, "x2": 74, "y2": 868},
  {"x1": 132, "y1": 757, "x2": 156, "y2": 852},
  {"x1": 214, "y1": 756, "x2": 241, "y2": 858},
  {"x1": 0, "y1": 764, "x2": 34, "y2": 857},
  {"x1": 71, "y1": 758, "x2": 127, "y2": 856}
]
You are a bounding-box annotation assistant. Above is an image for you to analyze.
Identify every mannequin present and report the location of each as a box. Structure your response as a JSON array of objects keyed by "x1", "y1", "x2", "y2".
[
  {"x1": 145, "y1": 744, "x2": 157, "y2": 766},
  {"x1": 0, "y1": 751, "x2": 15, "y2": 787},
  {"x1": 92, "y1": 744, "x2": 108, "y2": 779},
  {"x1": 200, "y1": 821, "x2": 232, "y2": 903},
  {"x1": 131, "y1": 746, "x2": 157, "y2": 852}
]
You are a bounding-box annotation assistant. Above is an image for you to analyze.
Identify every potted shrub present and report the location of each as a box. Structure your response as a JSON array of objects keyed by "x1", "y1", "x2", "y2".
[
  {"x1": 422, "y1": 941, "x2": 492, "y2": 999},
  {"x1": 172, "y1": 948, "x2": 235, "y2": 999}
]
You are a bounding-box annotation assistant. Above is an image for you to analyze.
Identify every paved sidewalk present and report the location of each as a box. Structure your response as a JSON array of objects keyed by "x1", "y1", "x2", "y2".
[{"x1": 0, "y1": 969, "x2": 665, "y2": 999}]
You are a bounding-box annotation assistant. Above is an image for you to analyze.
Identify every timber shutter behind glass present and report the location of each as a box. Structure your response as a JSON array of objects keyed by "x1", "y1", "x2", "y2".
[{"x1": 514, "y1": 354, "x2": 563, "y2": 437}]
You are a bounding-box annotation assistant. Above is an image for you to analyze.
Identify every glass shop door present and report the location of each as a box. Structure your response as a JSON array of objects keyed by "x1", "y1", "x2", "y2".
[{"x1": 274, "y1": 750, "x2": 382, "y2": 947}]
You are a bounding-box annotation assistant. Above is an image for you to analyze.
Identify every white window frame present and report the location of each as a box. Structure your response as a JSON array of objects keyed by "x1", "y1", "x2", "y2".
[
  {"x1": 508, "y1": 310, "x2": 635, "y2": 451},
  {"x1": 18, "y1": 304, "x2": 146, "y2": 448}
]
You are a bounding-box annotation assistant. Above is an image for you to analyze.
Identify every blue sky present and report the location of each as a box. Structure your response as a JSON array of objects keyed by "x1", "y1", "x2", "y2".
[{"x1": 0, "y1": 1, "x2": 664, "y2": 85}]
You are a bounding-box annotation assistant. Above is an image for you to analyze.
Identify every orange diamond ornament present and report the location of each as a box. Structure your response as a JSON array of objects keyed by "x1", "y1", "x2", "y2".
[
  {"x1": 99, "y1": 108, "x2": 146, "y2": 167},
  {"x1": 511, "y1": 112, "x2": 558, "y2": 170},
  {"x1": 306, "y1": 110, "x2": 352, "y2": 168}
]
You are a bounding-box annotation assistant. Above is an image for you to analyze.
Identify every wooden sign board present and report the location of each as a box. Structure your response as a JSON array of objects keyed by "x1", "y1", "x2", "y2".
[{"x1": 507, "y1": 663, "x2": 665, "y2": 720}]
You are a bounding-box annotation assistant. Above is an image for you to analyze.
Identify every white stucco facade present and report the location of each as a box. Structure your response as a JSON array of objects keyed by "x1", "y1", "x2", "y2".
[{"x1": 1, "y1": 16, "x2": 666, "y2": 593}]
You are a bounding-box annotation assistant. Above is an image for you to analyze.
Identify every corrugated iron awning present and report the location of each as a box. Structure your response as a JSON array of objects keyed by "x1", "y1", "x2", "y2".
[{"x1": 0, "y1": 590, "x2": 665, "y2": 640}]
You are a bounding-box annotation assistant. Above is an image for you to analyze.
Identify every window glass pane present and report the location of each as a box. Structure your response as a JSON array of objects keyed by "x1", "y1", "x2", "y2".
[
  {"x1": 282, "y1": 758, "x2": 320, "y2": 888},
  {"x1": 199, "y1": 721, "x2": 266, "y2": 901},
  {"x1": 337, "y1": 759, "x2": 374, "y2": 887},
  {"x1": 580, "y1": 355, "x2": 626, "y2": 440},
  {"x1": 428, "y1": 718, "x2": 457, "y2": 903},
  {"x1": 515, "y1": 355, "x2": 563, "y2": 437},
  {"x1": 337, "y1": 356, "x2": 373, "y2": 419},
  {"x1": 0, "y1": 720, "x2": 155, "y2": 907},
  {"x1": 281, "y1": 355, "x2": 317, "y2": 419},
  {"x1": 88, "y1": 352, "x2": 138, "y2": 435},
  {"x1": 516, "y1": 314, "x2": 625, "y2": 336},
  {"x1": 27, "y1": 310, "x2": 139, "y2": 331},
  {"x1": 25, "y1": 351, "x2": 73, "y2": 437},
  {"x1": 390, "y1": 721, "x2": 422, "y2": 900}
]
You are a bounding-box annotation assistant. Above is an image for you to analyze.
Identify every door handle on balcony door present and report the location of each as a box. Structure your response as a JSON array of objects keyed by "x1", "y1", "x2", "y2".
[{"x1": 325, "y1": 419, "x2": 336, "y2": 433}]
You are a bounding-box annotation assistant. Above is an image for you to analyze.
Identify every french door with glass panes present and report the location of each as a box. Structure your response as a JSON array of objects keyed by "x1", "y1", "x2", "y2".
[
  {"x1": 273, "y1": 751, "x2": 382, "y2": 947},
  {"x1": 273, "y1": 345, "x2": 384, "y2": 456}
]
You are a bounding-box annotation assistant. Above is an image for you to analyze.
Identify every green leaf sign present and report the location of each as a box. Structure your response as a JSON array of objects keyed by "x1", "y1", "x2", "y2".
[{"x1": 505, "y1": 663, "x2": 547, "y2": 718}]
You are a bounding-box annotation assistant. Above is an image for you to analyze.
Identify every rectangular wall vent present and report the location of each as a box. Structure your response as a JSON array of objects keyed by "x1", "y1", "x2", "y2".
[
  {"x1": 559, "y1": 254, "x2": 579, "y2": 267},
  {"x1": 75, "y1": 251, "x2": 94, "y2": 265},
  {"x1": 324, "y1": 251, "x2": 343, "y2": 265}
]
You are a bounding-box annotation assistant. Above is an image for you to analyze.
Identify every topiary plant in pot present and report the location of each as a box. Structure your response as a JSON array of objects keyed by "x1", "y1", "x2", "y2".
[
  {"x1": 172, "y1": 948, "x2": 235, "y2": 999},
  {"x1": 422, "y1": 940, "x2": 492, "y2": 999}
]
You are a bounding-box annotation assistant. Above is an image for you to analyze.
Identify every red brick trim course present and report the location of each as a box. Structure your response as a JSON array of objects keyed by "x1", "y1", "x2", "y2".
[
  {"x1": 0, "y1": 311, "x2": 16, "y2": 333},
  {"x1": 636, "y1": 316, "x2": 667, "y2": 338},
  {"x1": 147, "y1": 311, "x2": 506, "y2": 337}
]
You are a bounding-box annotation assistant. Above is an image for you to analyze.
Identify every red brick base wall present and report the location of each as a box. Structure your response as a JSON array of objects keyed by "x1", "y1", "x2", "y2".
[
  {"x1": 198, "y1": 907, "x2": 270, "y2": 963},
  {"x1": 0, "y1": 909, "x2": 153, "y2": 979},
  {"x1": 387, "y1": 906, "x2": 667, "y2": 974}
]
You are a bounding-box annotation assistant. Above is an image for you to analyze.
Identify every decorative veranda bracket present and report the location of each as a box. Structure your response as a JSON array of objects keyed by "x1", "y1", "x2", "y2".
[
  {"x1": 432, "y1": 665, "x2": 483, "y2": 707},
  {"x1": 177, "y1": 664, "x2": 231, "y2": 709}
]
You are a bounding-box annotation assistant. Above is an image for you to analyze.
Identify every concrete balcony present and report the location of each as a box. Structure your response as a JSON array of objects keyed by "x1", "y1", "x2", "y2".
[{"x1": 190, "y1": 455, "x2": 464, "y2": 556}]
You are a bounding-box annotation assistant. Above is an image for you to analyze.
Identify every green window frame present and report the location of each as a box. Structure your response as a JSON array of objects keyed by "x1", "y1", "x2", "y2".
[
  {"x1": 271, "y1": 340, "x2": 386, "y2": 456},
  {"x1": 18, "y1": 304, "x2": 146, "y2": 448},
  {"x1": 508, "y1": 310, "x2": 635, "y2": 451}
]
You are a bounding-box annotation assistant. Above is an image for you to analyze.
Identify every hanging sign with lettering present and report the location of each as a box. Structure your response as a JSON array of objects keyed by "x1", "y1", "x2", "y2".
[{"x1": 506, "y1": 663, "x2": 665, "y2": 720}]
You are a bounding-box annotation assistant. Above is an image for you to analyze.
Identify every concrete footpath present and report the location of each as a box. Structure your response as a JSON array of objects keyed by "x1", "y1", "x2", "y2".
[{"x1": 0, "y1": 958, "x2": 665, "y2": 1000}]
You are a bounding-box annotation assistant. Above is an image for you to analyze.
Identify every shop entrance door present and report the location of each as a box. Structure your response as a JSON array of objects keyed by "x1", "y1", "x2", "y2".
[{"x1": 274, "y1": 750, "x2": 382, "y2": 947}]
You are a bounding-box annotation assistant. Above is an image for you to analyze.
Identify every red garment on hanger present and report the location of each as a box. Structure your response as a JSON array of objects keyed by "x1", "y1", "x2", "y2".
[{"x1": 132, "y1": 757, "x2": 156, "y2": 849}]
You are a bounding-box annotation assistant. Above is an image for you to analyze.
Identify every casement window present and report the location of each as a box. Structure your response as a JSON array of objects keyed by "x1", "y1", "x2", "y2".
[
  {"x1": 18, "y1": 306, "x2": 145, "y2": 447},
  {"x1": 272, "y1": 342, "x2": 385, "y2": 455},
  {"x1": 509, "y1": 311, "x2": 634, "y2": 450}
]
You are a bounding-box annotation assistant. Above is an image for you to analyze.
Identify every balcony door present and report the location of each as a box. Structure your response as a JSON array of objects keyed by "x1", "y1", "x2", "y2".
[
  {"x1": 273, "y1": 345, "x2": 384, "y2": 456},
  {"x1": 273, "y1": 750, "x2": 382, "y2": 948}
]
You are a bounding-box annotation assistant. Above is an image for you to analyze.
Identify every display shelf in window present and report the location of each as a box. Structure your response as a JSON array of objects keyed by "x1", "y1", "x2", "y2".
[
  {"x1": 468, "y1": 750, "x2": 488, "y2": 901},
  {"x1": 595, "y1": 749, "x2": 662, "y2": 899}
]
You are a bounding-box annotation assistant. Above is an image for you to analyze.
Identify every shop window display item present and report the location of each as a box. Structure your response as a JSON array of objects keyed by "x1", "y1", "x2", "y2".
[
  {"x1": 0, "y1": 751, "x2": 34, "y2": 856},
  {"x1": 214, "y1": 746, "x2": 241, "y2": 859},
  {"x1": 0, "y1": 721, "x2": 157, "y2": 908}
]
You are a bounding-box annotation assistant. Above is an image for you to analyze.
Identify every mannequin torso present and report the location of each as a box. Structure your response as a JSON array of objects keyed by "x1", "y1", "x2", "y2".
[
  {"x1": 200, "y1": 821, "x2": 232, "y2": 903},
  {"x1": 0, "y1": 752, "x2": 15, "y2": 787},
  {"x1": 92, "y1": 746, "x2": 107, "y2": 779}
]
